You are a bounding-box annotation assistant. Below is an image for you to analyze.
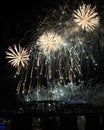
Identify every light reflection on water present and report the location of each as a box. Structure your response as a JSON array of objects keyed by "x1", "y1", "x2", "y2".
[
  {"x1": 0, "y1": 118, "x2": 11, "y2": 130},
  {"x1": 32, "y1": 116, "x2": 86, "y2": 130},
  {"x1": 32, "y1": 128, "x2": 42, "y2": 130}
]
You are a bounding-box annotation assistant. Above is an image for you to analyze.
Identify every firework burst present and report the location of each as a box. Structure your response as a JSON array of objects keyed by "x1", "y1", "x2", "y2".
[
  {"x1": 5, "y1": 44, "x2": 29, "y2": 68},
  {"x1": 73, "y1": 3, "x2": 99, "y2": 32},
  {"x1": 36, "y1": 32, "x2": 64, "y2": 56}
]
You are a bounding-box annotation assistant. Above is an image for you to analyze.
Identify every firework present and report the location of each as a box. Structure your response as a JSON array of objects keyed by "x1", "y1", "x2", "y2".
[
  {"x1": 73, "y1": 3, "x2": 99, "y2": 32},
  {"x1": 6, "y1": 1, "x2": 103, "y2": 102},
  {"x1": 15, "y1": 3, "x2": 99, "y2": 95},
  {"x1": 5, "y1": 44, "x2": 29, "y2": 68},
  {"x1": 36, "y1": 32, "x2": 64, "y2": 56}
]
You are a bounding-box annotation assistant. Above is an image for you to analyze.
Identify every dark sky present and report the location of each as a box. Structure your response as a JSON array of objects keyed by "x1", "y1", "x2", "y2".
[{"x1": 0, "y1": 0, "x2": 104, "y2": 106}]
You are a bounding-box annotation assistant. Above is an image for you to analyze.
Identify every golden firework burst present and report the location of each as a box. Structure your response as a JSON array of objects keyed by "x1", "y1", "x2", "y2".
[
  {"x1": 36, "y1": 32, "x2": 64, "y2": 56},
  {"x1": 73, "y1": 3, "x2": 99, "y2": 32},
  {"x1": 5, "y1": 44, "x2": 29, "y2": 68}
]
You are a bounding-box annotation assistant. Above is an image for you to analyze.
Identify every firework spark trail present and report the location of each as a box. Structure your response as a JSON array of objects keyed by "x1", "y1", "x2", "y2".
[{"x1": 16, "y1": 68, "x2": 28, "y2": 93}]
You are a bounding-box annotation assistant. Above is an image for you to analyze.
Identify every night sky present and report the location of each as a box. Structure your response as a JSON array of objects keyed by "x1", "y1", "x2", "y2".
[{"x1": 0, "y1": 0, "x2": 104, "y2": 106}]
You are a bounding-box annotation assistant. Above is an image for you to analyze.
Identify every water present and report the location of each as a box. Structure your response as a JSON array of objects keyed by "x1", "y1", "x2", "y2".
[
  {"x1": 32, "y1": 116, "x2": 86, "y2": 130},
  {"x1": 0, "y1": 115, "x2": 102, "y2": 130},
  {"x1": 0, "y1": 118, "x2": 11, "y2": 130}
]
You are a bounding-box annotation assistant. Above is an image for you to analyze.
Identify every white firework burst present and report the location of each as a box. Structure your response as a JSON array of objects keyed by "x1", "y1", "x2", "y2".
[
  {"x1": 36, "y1": 32, "x2": 64, "y2": 56},
  {"x1": 5, "y1": 44, "x2": 29, "y2": 68},
  {"x1": 73, "y1": 3, "x2": 99, "y2": 32}
]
